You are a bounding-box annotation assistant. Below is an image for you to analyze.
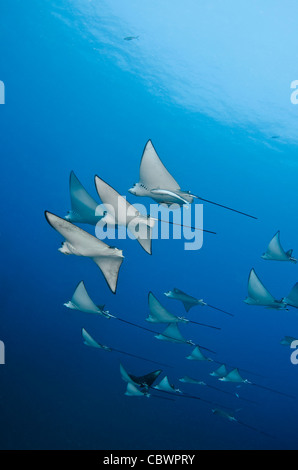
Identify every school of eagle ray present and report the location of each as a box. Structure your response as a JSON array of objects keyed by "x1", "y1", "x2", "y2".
[{"x1": 45, "y1": 139, "x2": 298, "y2": 440}]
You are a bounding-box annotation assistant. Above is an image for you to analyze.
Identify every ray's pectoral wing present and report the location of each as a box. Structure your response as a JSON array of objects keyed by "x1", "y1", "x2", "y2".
[
  {"x1": 46, "y1": 212, "x2": 116, "y2": 256},
  {"x1": 69, "y1": 171, "x2": 101, "y2": 222},
  {"x1": 95, "y1": 175, "x2": 154, "y2": 255},
  {"x1": 285, "y1": 283, "x2": 298, "y2": 308},
  {"x1": 132, "y1": 221, "x2": 153, "y2": 255},
  {"x1": 46, "y1": 211, "x2": 96, "y2": 254},
  {"x1": 183, "y1": 301, "x2": 195, "y2": 312},
  {"x1": 71, "y1": 281, "x2": 99, "y2": 312},
  {"x1": 45, "y1": 212, "x2": 124, "y2": 293},
  {"x1": 140, "y1": 140, "x2": 181, "y2": 191},
  {"x1": 125, "y1": 383, "x2": 146, "y2": 397},
  {"x1": 93, "y1": 254, "x2": 124, "y2": 294},
  {"x1": 148, "y1": 292, "x2": 178, "y2": 323},
  {"x1": 95, "y1": 175, "x2": 139, "y2": 224},
  {"x1": 266, "y1": 231, "x2": 288, "y2": 259},
  {"x1": 120, "y1": 364, "x2": 138, "y2": 385},
  {"x1": 246, "y1": 269, "x2": 276, "y2": 305}
]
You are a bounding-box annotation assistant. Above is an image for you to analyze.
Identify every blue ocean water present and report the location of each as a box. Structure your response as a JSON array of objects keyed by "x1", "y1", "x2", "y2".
[{"x1": 1, "y1": 0, "x2": 298, "y2": 450}]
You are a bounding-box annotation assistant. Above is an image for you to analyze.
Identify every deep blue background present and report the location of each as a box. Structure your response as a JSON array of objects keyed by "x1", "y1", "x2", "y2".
[{"x1": 0, "y1": 0, "x2": 297, "y2": 450}]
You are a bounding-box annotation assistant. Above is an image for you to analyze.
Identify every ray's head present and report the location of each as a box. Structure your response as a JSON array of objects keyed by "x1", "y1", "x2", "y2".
[
  {"x1": 128, "y1": 183, "x2": 138, "y2": 195},
  {"x1": 164, "y1": 290, "x2": 174, "y2": 298},
  {"x1": 128, "y1": 182, "x2": 148, "y2": 197},
  {"x1": 65, "y1": 210, "x2": 73, "y2": 221}
]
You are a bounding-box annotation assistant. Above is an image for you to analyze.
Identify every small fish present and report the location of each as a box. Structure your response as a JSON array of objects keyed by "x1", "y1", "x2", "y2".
[{"x1": 124, "y1": 36, "x2": 139, "y2": 41}]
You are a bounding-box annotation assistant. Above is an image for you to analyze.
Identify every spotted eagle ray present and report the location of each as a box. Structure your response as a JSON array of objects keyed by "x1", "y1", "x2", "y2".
[
  {"x1": 82, "y1": 328, "x2": 170, "y2": 367},
  {"x1": 164, "y1": 288, "x2": 233, "y2": 316},
  {"x1": 64, "y1": 282, "x2": 215, "y2": 354},
  {"x1": 212, "y1": 409, "x2": 274, "y2": 438},
  {"x1": 244, "y1": 269, "x2": 288, "y2": 310},
  {"x1": 128, "y1": 140, "x2": 257, "y2": 219},
  {"x1": 218, "y1": 368, "x2": 295, "y2": 399},
  {"x1": 261, "y1": 231, "x2": 297, "y2": 263},
  {"x1": 147, "y1": 292, "x2": 221, "y2": 330},
  {"x1": 45, "y1": 212, "x2": 124, "y2": 294}
]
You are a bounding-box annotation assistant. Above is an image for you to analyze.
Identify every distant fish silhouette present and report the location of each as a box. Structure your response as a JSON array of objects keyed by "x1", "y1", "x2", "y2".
[
  {"x1": 179, "y1": 376, "x2": 206, "y2": 386},
  {"x1": 219, "y1": 368, "x2": 295, "y2": 399},
  {"x1": 129, "y1": 140, "x2": 257, "y2": 218},
  {"x1": 261, "y1": 231, "x2": 297, "y2": 263},
  {"x1": 180, "y1": 376, "x2": 256, "y2": 404},
  {"x1": 280, "y1": 336, "x2": 298, "y2": 346},
  {"x1": 124, "y1": 36, "x2": 139, "y2": 41},
  {"x1": 212, "y1": 409, "x2": 274, "y2": 438}
]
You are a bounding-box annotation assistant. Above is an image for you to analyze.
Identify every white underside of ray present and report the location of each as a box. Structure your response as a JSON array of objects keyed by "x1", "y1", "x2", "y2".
[
  {"x1": 66, "y1": 171, "x2": 104, "y2": 225},
  {"x1": 165, "y1": 288, "x2": 204, "y2": 312},
  {"x1": 95, "y1": 176, "x2": 154, "y2": 255},
  {"x1": 150, "y1": 189, "x2": 190, "y2": 205},
  {"x1": 154, "y1": 376, "x2": 180, "y2": 393},
  {"x1": 140, "y1": 140, "x2": 181, "y2": 191},
  {"x1": 120, "y1": 363, "x2": 139, "y2": 386},
  {"x1": 186, "y1": 346, "x2": 209, "y2": 361},
  {"x1": 220, "y1": 369, "x2": 247, "y2": 384},
  {"x1": 125, "y1": 383, "x2": 148, "y2": 397},
  {"x1": 147, "y1": 293, "x2": 186, "y2": 324},
  {"x1": 82, "y1": 328, "x2": 111, "y2": 350},
  {"x1": 284, "y1": 283, "x2": 298, "y2": 308},
  {"x1": 210, "y1": 365, "x2": 228, "y2": 378},
  {"x1": 65, "y1": 281, "x2": 108, "y2": 316},
  {"x1": 45, "y1": 212, "x2": 124, "y2": 293},
  {"x1": 155, "y1": 323, "x2": 192, "y2": 344},
  {"x1": 179, "y1": 376, "x2": 206, "y2": 385},
  {"x1": 213, "y1": 409, "x2": 237, "y2": 422},
  {"x1": 131, "y1": 141, "x2": 194, "y2": 205},
  {"x1": 262, "y1": 231, "x2": 292, "y2": 262},
  {"x1": 245, "y1": 269, "x2": 280, "y2": 308}
]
